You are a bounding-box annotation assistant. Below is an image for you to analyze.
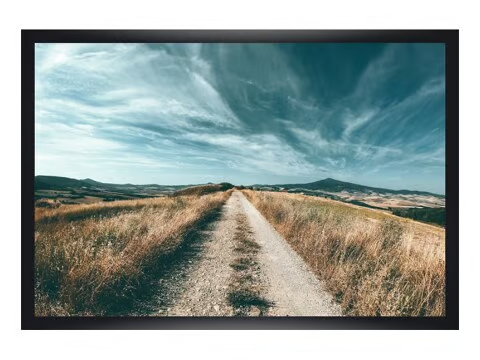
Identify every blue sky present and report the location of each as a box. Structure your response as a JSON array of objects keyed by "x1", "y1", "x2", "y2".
[{"x1": 35, "y1": 43, "x2": 445, "y2": 194}]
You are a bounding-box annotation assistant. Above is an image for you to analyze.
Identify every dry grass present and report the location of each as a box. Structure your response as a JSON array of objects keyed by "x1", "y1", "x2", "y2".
[
  {"x1": 242, "y1": 190, "x2": 445, "y2": 316},
  {"x1": 227, "y1": 213, "x2": 271, "y2": 316},
  {"x1": 35, "y1": 191, "x2": 232, "y2": 316},
  {"x1": 35, "y1": 198, "x2": 62, "y2": 209},
  {"x1": 173, "y1": 183, "x2": 234, "y2": 197}
]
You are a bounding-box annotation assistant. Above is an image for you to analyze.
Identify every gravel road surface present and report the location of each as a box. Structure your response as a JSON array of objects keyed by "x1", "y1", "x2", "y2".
[
  {"x1": 153, "y1": 191, "x2": 341, "y2": 316},
  {"x1": 237, "y1": 192, "x2": 342, "y2": 316}
]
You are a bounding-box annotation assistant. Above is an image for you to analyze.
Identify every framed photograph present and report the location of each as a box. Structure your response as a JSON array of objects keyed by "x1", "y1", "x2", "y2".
[{"x1": 22, "y1": 30, "x2": 458, "y2": 329}]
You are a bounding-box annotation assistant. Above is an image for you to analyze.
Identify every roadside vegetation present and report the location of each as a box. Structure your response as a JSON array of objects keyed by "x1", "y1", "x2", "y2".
[
  {"x1": 227, "y1": 213, "x2": 271, "y2": 316},
  {"x1": 173, "y1": 183, "x2": 234, "y2": 197},
  {"x1": 35, "y1": 191, "x2": 232, "y2": 316},
  {"x1": 242, "y1": 190, "x2": 445, "y2": 316},
  {"x1": 391, "y1": 207, "x2": 445, "y2": 227}
]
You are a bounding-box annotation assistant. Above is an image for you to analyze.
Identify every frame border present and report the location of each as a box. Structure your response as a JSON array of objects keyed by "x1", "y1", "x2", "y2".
[{"x1": 22, "y1": 30, "x2": 459, "y2": 330}]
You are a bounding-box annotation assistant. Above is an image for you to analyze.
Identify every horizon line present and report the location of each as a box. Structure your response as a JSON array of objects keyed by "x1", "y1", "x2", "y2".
[{"x1": 34, "y1": 174, "x2": 445, "y2": 196}]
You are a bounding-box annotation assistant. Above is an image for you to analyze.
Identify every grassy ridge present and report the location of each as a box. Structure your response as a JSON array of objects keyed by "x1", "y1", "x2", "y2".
[
  {"x1": 36, "y1": 197, "x2": 179, "y2": 225},
  {"x1": 35, "y1": 191, "x2": 231, "y2": 316},
  {"x1": 242, "y1": 190, "x2": 445, "y2": 316},
  {"x1": 173, "y1": 183, "x2": 234, "y2": 197}
]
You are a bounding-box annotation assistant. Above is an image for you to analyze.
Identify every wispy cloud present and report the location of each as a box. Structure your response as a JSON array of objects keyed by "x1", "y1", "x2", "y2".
[
  {"x1": 35, "y1": 43, "x2": 445, "y2": 192},
  {"x1": 342, "y1": 108, "x2": 380, "y2": 139}
]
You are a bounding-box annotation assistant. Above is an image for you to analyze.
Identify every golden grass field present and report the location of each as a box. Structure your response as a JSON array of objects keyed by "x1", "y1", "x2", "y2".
[
  {"x1": 35, "y1": 191, "x2": 231, "y2": 316},
  {"x1": 242, "y1": 190, "x2": 445, "y2": 316},
  {"x1": 35, "y1": 186, "x2": 445, "y2": 317}
]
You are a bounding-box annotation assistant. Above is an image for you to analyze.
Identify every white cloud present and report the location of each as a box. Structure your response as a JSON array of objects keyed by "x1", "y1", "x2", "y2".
[
  {"x1": 182, "y1": 132, "x2": 321, "y2": 176},
  {"x1": 351, "y1": 44, "x2": 400, "y2": 99},
  {"x1": 34, "y1": 43, "x2": 445, "y2": 190},
  {"x1": 342, "y1": 108, "x2": 379, "y2": 139},
  {"x1": 35, "y1": 43, "x2": 241, "y2": 132}
]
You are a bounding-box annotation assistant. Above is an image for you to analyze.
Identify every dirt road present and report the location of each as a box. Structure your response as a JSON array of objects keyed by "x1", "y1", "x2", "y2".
[{"x1": 152, "y1": 191, "x2": 341, "y2": 316}]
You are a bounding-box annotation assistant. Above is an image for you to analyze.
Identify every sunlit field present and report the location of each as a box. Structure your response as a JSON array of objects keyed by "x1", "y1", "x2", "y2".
[
  {"x1": 35, "y1": 191, "x2": 232, "y2": 316},
  {"x1": 242, "y1": 190, "x2": 445, "y2": 316}
]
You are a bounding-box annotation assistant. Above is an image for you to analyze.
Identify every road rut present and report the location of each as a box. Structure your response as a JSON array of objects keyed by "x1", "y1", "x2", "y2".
[{"x1": 155, "y1": 191, "x2": 341, "y2": 316}]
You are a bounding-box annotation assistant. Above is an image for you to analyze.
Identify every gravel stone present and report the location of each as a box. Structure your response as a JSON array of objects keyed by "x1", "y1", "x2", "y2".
[{"x1": 152, "y1": 191, "x2": 341, "y2": 317}]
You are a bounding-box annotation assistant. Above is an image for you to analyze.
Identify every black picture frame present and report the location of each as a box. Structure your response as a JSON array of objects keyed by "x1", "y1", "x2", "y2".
[{"x1": 22, "y1": 29, "x2": 459, "y2": 330}]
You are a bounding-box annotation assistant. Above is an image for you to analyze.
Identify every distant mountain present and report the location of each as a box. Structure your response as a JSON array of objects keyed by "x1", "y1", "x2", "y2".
[
  {"x1": 268, "y1": 178, "x2": 443, "y2": 197},
  {"x1": 35, "y1": 176, "x2": 93, "y2": 190},
  {"x1": 35, "y1": 175, "x2": 204, "y2": 191},
  {"x1": 81, "y1": 178, "x2": 104, "y2": 186},
  {"x1": 35, "y1": 175, "x2": 443, "y2": 199}
]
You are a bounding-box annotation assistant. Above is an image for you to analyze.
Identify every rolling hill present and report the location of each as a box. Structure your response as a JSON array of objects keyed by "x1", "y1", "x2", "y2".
[
  {"x1": 35, "y1": 175, "x2": 187, "y2": 192},
  {"x1": 253, "y1": 178, "x2": 445, "y2": 222},
  {"x1": 34, "y1": 176, "x2": 235, "y2": 205},
  {"x1": 273, "y1": 178, "x2": 443, "y2": 197}
]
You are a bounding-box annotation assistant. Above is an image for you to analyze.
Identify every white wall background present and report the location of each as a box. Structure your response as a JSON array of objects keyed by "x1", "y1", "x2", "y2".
[{"x1": 0, "y1": 1, "x2": 478, "y2": 359}]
